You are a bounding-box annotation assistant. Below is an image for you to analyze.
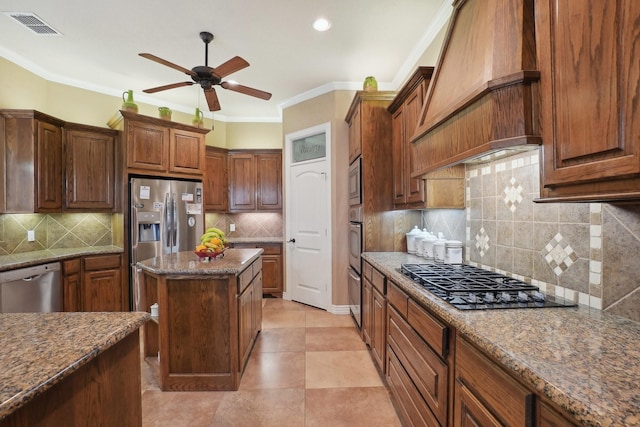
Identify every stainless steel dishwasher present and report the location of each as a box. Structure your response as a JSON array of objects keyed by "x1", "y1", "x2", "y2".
[{"x1": 0, "y1": 262, "x2": 62, "y2": 313}]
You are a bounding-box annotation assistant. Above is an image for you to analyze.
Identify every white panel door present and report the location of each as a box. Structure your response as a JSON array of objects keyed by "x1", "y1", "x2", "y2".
[{"x1": 285, "y1": 123, "x2": 331, "y2": 310}]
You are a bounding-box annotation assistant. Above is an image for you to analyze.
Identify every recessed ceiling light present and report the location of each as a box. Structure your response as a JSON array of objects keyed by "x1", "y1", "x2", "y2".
[{"x1": 313, "y1": 18, "x2": 331, "y2": 32}]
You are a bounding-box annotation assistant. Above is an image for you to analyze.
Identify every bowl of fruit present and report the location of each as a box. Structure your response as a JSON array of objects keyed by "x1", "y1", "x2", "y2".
[{"x1": 195, "y1": 227, "x2": 228, "y2": 261}]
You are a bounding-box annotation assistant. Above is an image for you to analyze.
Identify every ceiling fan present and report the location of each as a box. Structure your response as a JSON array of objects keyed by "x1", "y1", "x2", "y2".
[{"x1": 139, "y1": 31, "x2": 272, "y2": 111}]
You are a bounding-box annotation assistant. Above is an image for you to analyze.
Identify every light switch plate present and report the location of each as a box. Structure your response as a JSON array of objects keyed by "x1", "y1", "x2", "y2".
[
  {"x1": 27, "y1": 230, "x2": 35, "y2": 241},
  {"x1": 229, "y1": 224, "x2": 236, "y2": 232}
]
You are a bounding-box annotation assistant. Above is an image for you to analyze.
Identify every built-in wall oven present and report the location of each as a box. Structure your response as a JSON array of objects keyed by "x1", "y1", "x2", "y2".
[{"x1": 348, "y1": 204, "x2": 363, "y2": 328}]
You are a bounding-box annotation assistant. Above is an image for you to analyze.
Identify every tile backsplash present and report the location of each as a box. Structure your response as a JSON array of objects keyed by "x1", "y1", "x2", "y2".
[
  {"x1": 205, "y1": 212, "x2": 284, "y2": 238},
  {"x1": 0, "y1": 213, "x2": 114, "y2": 255},
  {"x1": 455, "y1": 149, "x2": 640, "y2": 323}
]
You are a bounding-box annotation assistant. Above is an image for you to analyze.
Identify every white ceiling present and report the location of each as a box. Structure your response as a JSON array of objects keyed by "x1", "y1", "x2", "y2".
[{"x1": 0, "y1": 0, "x2": 451, "y2": 122}]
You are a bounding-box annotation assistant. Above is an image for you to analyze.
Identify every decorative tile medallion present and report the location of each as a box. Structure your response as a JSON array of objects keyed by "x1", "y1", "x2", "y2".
[
  {"x1": 475, "y1": 227, "x2": 490, "y2": 257},
  {"x1": 503, "y1": 177, "x2": 523, "y2": 213},
  {"x1": 543, "y1": 233, "x2": 579, "y2": 276}
]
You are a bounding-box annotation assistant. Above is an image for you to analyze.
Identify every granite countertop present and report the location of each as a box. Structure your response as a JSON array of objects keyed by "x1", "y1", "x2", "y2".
[
  {"x1": 227, "y1": 237, "x2": 283, "y2": 244},
  {"x1": 137, "y1": 248, "x2": 263, "y2": 276},
  {"x1": 0, "y1": 311, "x2": 149, "y2": 420},
  {"x1": 0, "y1": 246, "x2": 123, "y2": 272},
  {"x1": 362, "y1": 252, "x2": 640, "y2": 427}
]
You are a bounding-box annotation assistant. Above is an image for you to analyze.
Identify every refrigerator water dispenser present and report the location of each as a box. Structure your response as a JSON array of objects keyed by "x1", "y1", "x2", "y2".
[{"x1": 139, "y1": 223, "x2": 160, "y2": 242}]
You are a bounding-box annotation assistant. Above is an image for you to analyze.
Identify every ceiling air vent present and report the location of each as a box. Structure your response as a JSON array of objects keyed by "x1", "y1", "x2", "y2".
[{"x1": 4, "y1": 12, "x2": 61, "y2": 35}]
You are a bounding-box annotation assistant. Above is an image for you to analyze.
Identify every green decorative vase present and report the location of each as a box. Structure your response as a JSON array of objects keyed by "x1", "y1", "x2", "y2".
[
  {"x1": 158, "y1": 107, "x2": 172, "y2": 120},
  {"x1": 363, "y1": 76, "x2": 378, "y2": 92},
  {"x1": 122, "y1": 90, "x2": 138, "y2": 113},
  {"x1": 192, "y1": 108, "x2": 204, "y2": 128}
]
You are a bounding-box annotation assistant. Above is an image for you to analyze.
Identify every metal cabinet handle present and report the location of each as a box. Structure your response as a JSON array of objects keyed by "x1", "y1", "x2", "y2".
[{"x1": 287, "y1": 238, "x2": 296, "y2": 243}]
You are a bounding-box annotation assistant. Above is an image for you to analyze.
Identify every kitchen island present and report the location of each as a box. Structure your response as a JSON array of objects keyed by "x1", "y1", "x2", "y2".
[
  {"x1": 363, "y1": 252, "x2": 640, "y2": 427},
  {"x1": 137, "y1": 248, "x2": 263, "y2": 391},
  {"x1": 0, "y1": 311, "x2": 148, "y2": 426}
]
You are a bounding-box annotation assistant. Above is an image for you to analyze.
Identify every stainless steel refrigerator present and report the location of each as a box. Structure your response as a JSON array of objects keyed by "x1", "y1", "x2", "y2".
[{"x1": 129, "y1": 177, "x2": 203, "y2": 311}]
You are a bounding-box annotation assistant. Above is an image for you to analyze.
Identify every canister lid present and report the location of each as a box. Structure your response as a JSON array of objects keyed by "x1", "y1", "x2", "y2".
[{"x1": 445, "y1": 240, "x2": 463, "y2": 247}]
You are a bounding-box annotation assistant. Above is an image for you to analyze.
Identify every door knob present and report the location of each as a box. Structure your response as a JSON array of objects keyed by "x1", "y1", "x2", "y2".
[{"x1": 287, "y1": 238, "x2": 296, "y2": 243}]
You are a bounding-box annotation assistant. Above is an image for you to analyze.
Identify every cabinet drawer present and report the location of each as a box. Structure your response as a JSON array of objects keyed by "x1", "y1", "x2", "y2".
[
  {"x1": 407, "y1": 299, "x2": 448, "y2": 358},
  {"x1": 388, "y1": 306, "x2": 448, "y2": 426},
  {"x1": 238, "y1": 264, "x2": 254, "y2": 294},
  {"x1": 83, "y1": 254, "x2": 121, "y2": 271},
  {"x1": 362, "y1": 261, "x2": 373, "y2": 282},
  {"x1": 456, "y1": 337, "x2": 534, "y2": 426},
  {"x1": 63, "y1": 258, "x2": 81, "y2": 275},
  {"x1": 387, "y1": 280, "x2": 408, "y2": 317},
  {"x1": 387, "y1": 346, "x2": 440, "y2": 427},
  {"x1": 371, "y1": 267, "x2": 385, "y2": 294}
]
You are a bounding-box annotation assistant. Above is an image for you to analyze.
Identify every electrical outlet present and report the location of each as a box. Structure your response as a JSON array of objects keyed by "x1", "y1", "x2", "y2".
[
  {"x1": 27, "y1": 230, "x2": 35, "y2": 242},
  {"x1": 229, "y1": 224, "x2": 236, "y2": 232}
]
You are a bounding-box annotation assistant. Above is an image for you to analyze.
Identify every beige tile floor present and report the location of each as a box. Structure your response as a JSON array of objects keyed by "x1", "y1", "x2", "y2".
[{"x1": 141, "y1": 298, "x2": 403, "y2": 427}]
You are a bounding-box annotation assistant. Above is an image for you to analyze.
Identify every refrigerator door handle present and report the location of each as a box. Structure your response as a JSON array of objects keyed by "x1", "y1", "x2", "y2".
[
  {"x1": 164, "y1": 193, "x2": 171, "y2": 248},
  {"x1": 172, "y1": 193, "x2": 178, "y2": 248}
]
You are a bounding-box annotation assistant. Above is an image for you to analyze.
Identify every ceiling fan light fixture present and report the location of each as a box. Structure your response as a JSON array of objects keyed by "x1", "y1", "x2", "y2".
[{"x1": 313, "y1": 18, "x2": 331, "y2": 32}]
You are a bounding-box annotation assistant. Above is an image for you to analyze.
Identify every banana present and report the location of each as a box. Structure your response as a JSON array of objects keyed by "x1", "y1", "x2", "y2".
[
  {"x1": 206, "y1": 227, "x2": 225, "y2": 237},
  {"x1": 200, "y1": 232, "x2": 219, "y2": 243},
  {"x1": 200, "y1": 227, "x2": 227, "y2": 244}
]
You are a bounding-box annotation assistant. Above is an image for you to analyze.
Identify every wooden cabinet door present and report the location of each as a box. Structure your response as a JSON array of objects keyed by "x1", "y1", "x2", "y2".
[
  {"x1": 403, "y1": 86, "x2": 426, "y2": 205},
  {"x1": 238, "y1": 283, "x2": 253, "y2": 370},
  {"x1": 347, "y1": 105, "x2": 362, "y2": 164},
  {"x1": 252, "y1": 271, "x2": 263, "y2": 338},
  {"x1": 168, "y1": 128, "x2": 205, "y2": 175},
  {"x1": 391, "y1": 108, "x2": 406, "y2": 205},
  {"x1": 64, "y1": 125, "x2": 116, "y2": 211},
  {"x1": 371, "y1": 286, "x2": 386, "y2": 372},
  {"x1": 262, "y1": 252, "x2": 282, "y2": 295},
  {"x1": 36, "y1": 120, "x2": 63, "y2": 211},
  {"x1": 256, "y1": 153, "x2": 282, "y2": 210},
  {"x1": 62, "y1": 258, "x2": 82, "y2": 312},
  {"x1": 82, "y1": 254, "x2": 124, "y2": 312},
  {"x1": 538, "y1": 0, "x2": 640, "y2": 201},
  {"x1": 228, "y1": 152, "x2": 256, "y2": 211},
  {"x1": 361, "y1": 277, "x2": 372, "y2": 346},
  {"x1": 203, "y1": 147, "x2": 228, "y2": 212},
  {"x1": 126, "y1": 120, "x2": 169, "y2": 172}
]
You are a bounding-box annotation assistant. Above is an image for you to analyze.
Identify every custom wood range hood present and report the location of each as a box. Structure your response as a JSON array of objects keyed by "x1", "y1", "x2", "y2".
[{"x1": 411, "y1": 0, "x2": 540, "y2": 176}]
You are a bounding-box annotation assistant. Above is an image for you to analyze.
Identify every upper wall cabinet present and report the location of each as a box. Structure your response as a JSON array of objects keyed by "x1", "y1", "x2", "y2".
[
  {"x1": 410, "y1": 0, "x2": 541, "y2": 176},
  {"x1": 388, "y1": 67, "x2": 465, "y2": 209},
  {"x1": 0, "y1": 110, "x2": 64, "y2": 213},
  {"x1": 203, "y1": 146, "x2": 228, "y2": 212},
  {"x1": 64, "y1": 123, "x2": 118, "y2": 212},
  {"x1": 537, "y1": 1, "x2": 640, "y2": 201},
  {"x1": 228, "y1": 150, "x2": 282, "y2": 212},
  {"x1": 122, "y1": 111, "x2": 208, "y2": 179}
]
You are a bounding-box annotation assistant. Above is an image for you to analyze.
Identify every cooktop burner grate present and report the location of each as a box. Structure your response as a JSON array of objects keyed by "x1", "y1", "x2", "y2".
[{"x1": 400, "y1": 263, "x2": 577, "y2": 310}]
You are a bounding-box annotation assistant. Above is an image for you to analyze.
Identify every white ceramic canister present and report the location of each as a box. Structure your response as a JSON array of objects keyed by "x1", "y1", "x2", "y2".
[
  {"x1": 433, "y1": 232, "x2": 447, "y2": 262},
  {"x1": 405, "y1": 226, "x2": 421, "y2": 254},
  {"x1": 444, "y1": 240, "x2": 463, "y2": 264},
  {"x1": 422, "y1": 233, "x2": 437, "y2": 259},
  {"x1": 416, "y1": 229, "x2": 432, "y2": 257},
  {"x1": 415, "y1": 235, "x2": 426, "y2": 257}
]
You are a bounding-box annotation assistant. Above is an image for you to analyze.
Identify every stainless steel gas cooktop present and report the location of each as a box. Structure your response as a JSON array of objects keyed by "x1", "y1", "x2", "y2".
[{"x1": 400, "y1": 263, "x2": 577, "y2": 310}]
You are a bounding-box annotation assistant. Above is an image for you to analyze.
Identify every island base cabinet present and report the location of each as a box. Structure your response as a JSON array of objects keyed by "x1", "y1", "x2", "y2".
[
  {"x1": 1, "y1": 331, "x2": 142, "y2": 427},
  {"x1": 141, "y1": 257, "x2": 262, "y2": 392}
]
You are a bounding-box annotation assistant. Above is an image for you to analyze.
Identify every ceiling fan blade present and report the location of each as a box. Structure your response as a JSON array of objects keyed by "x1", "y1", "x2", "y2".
[
  {"x1": 210, "y1": 56, "x2": 250, "y2": 78},
  {"x1": 139, "y1": 53, "x2": 197, "y2": 77},
  {"x1": 221, "y1": 82, "x2": 272, "y2": 100},
  {"x1": 143, "y1": 81, "x2": 194, "y2": 94},
  {"x1": 204, "y1": 88, "x2": 221, "y2": 111}
]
